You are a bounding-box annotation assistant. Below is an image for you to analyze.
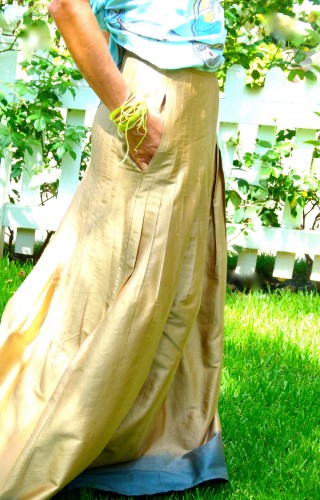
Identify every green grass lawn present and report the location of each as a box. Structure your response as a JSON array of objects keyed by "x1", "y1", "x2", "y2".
[{"x1": 1, "y1": 257, "x2": 319, "y2": 499}]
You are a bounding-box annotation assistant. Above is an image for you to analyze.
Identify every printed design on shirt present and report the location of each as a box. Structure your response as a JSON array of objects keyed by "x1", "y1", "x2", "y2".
[
  {"x1": 104, "y1": 2, "x2": 224, "y2": 70},
  {"x1": 168, "y1": 0, "x2": 222, "y2": 38},
  {"x1": 165, "y1": 1, "x2": 223, "y2": 68},
  {"x1": 191, "y1": 1, "x2": 223, "y2": 68},
  {"x1": 106, "y1": 8, "x2": 126, "y2": 30},
  {"x1": 192, "y1": 42, "x2": 220, "y2": 68},
  {"x1": 191, "y1": 0, "x2": 222, "y2": 36},
  {"x1": 107, "y1": 8, "x2": 169, "y2": 40}
]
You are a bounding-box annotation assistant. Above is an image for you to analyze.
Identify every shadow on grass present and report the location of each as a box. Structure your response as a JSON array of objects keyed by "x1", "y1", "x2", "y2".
[
  {"x1": 55, "y1": 480, "x2": 227, "y2": 500},
  {"x1": 55, "y1": 326, "x2": 319, "y2": 500}
]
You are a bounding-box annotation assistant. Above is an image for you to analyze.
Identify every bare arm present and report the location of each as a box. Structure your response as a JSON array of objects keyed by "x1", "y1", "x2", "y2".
[
  {"x1": 48, "y1": 0, "x2": 127, "y2": 111},
  {"x1": 48, "y1": 0, "x2": 164, "y2": 171}
]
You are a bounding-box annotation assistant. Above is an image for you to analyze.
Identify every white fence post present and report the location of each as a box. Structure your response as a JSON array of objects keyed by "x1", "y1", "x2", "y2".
[
  {"x1": 14, "y1": 143, "x2": 42, "y2": 255},
  {"x1": 310, "y1": 256, "x2": 320, "y2": 281},
  {"x1": 0, "y1": 36, "x2": 18, "y2": 256},
  {"x1": 0, "y1": 151, "x2": 11, "y2": 257},
  {"x1": 219, "y1": 64, "x2": 320, "y2": 281},
  {"x1": 57, "y1": 108, "x2": 87, "y2": 209},
  {"x1": 0, "y1": 35, "x2": 18, "y2": 99}
]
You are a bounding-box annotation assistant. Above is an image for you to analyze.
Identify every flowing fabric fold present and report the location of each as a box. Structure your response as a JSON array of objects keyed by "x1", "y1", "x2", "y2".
[{"x1": 0, "y1": 54, "x2": 227, "y2": 499}]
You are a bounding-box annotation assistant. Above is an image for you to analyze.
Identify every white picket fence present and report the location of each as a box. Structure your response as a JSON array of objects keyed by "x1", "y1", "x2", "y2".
[
  {"x1": 220, "y1": 65, "x2": 320, "y2": 281},
  {"x1": 1, "y1": 41, "x2": 320, "y2": 280}
]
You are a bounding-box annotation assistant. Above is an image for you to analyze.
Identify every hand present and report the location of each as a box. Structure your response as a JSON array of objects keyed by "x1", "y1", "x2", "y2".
[{"x1": 127, "y1": 112, "x2": 164, "y2": 172}]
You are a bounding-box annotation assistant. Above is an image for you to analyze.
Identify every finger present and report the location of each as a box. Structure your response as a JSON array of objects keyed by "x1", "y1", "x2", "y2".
[
  {"x1": 139, "y1": 161, "x2": 149, "y2": 171},
  {"x1": 129, "y1": 152, "x2": 148, "y2": 171}
]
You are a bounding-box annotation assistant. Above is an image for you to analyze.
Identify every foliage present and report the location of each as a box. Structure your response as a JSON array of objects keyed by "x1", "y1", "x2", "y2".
[
  {"x1": 220, "y1": 0, "x2": 320, "y2": 86},
  {"x1": 225, "y1": 126, "x2": 320, "y2": 240},
  {"x1": 0, "y1": 0, "x2": 91, "y2": 208},
  {"x1": 0, "y1": 52, "x2": 89, "y2": 203}
]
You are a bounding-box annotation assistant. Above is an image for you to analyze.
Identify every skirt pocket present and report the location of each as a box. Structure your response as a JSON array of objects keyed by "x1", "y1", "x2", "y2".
[
  {"x1": 117, "y1": 54, "x2": 171, "y2": 174},
  {"x1": 126, "y1": 86, "x2": 169, "y2": 173}
]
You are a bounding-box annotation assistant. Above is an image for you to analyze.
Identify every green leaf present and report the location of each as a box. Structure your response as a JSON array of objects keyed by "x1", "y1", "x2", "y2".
[
  {"x1": 15, "y1": 81, "x2": 30, "y2": 97},
  {"x1": 227, "y1": 225, "x2": 237, "y2": 236},
  {"x1": 262, "y1": 150, "x2": 280, "y2": 161},
  {"x1": 238, "y1": 179, "x2": 250, "y2": 195},
  {"x1": 34, "y1": 117, "x2": 46, "y2": 132},
  {"x1": 51, "y1": 142, "x2": 64, "y2": 151},
  {"x1": 288, "y1": 69, "x2": 305, "y2": 81},
  {"x1": 243, "y1": 154, "x2": 255, "y2": 167},
  {"x1": 229, "y1": 190, "x2": 242, "y2": 209},
  {"x1": 26, "y1": 144, "x2": 33, "y2": 155},
  {"x1": 0, "y1": 134, "x2": 13, "y2": 149},
  {"x1": 305, "y1": 71, "x2": 317, "y2": 81},
  {"x1": 296, "y1": 196, "x2": 305, "y2": 208},
  {"x1": 271, "y1": 167, "x2": 281, "y2": 178},
  {"x1": 256, "y1": 139, "x2": 272, "y2": 149},
  {"x1": 233, "y1": 208, "x2": 245, "y2": 223},
  {"x1": 293, "y1": 52, "x2": 307, "y2": 64},
  {"x1": 56, "y1": 146, "x2": 67, "y2": 159},
  {"x1": 253, "y1": 186, "x2": 267, "y2": 198},
  {"x1": 233, "y1": 159, "x2": 242, "y2": 168},
  {"x1": 260, "y1": 210, "x2": 278, "y2": 227},
  {"x1": 288, "y1": 70, "x2": 299, "y2": 81},
  {"x1": 260, "y1": 166, "x2": 272, "y2": 177},
  {"x1": 306, "y1": 29, "x2": 320, "y2": 47},
  {"x1": 232, "y1": 244, "x2": 244, "y2": 254},
  {"x1": 28, "y1": 114, "x2": 41, "y2": 121},
  {"x1": 287, "y1": 193, "x2": 295, "y2": 204},
  {"x1": 71, "y1": 72, "x2": 83, "y2": 81},
  {"x1": 304, "y1": 140, "x2": 320, "y2": 146},
  {"x1": 251, "y1": 70, "x2": 260, "y2": 80},
  {"x1": 290, "y1": 207, "x2": 298, "y2": 218},
  {"x1": 10, "y1": 166, "x2": 23, "y2": 179}
]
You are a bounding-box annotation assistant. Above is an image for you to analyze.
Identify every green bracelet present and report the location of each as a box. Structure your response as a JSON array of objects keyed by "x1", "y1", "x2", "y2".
[{"x1": 109, "y1": 93, "x2": 148, "y2": 157}]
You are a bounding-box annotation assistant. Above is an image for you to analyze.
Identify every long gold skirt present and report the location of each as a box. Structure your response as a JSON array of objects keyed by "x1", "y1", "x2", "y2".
[{"x1": 0, "y1": 53, "x2": 227, "y2": 499}]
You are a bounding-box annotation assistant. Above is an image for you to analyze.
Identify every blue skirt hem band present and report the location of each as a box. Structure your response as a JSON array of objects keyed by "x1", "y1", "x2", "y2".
[{"x1": 66, "y1": 432, "x2": 228, "y2": 496}]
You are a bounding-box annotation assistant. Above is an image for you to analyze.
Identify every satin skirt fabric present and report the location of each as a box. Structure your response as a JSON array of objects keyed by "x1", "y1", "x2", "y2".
[{"x1": 0, "y1": 53, "x2": 227, "y2": 499}]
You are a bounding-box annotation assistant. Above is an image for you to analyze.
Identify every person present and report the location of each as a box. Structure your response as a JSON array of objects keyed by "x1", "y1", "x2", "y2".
[{"x1": 0, "y1": 0, "x2": 228, "y2": 498}]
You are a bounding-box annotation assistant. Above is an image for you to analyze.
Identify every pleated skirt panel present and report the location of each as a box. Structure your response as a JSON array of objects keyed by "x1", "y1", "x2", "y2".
[{"x1": 0, "y1": 53, "x2": 227, "y2": 499}]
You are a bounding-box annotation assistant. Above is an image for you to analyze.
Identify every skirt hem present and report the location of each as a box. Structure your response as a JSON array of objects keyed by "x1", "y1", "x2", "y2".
[{"x1": 66, "y1": 432, "x2": 228, "y2": 496}]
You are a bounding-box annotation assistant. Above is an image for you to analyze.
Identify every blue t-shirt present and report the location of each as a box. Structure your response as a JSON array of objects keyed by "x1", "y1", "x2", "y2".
[{"x1": 90, "y1": 0, "x2": 226, "y2": 72}]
